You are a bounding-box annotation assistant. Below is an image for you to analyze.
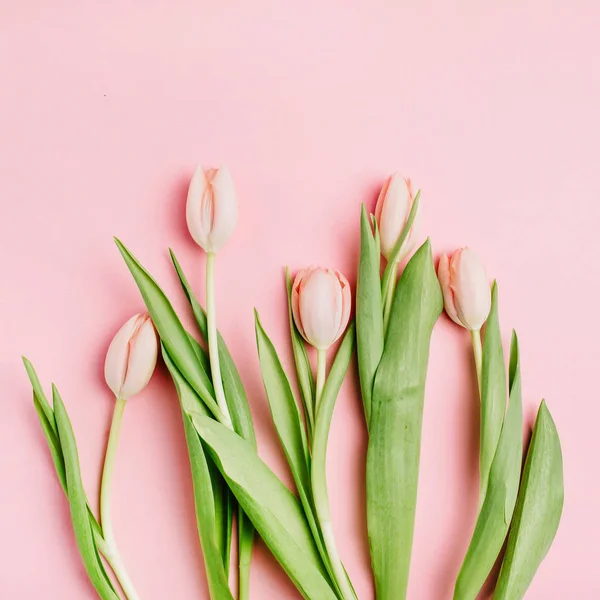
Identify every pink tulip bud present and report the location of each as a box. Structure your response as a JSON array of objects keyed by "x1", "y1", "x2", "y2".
[
  {"x1": 104, "y1": 313, "x2": 158, "y2": 400},
  {"x1": 375, "y1": 173, "x2": 420, "y2": 261},
  {"x1": 291, "y1": 267, "x2": 351, "y2": 350},
  {"x1": 438, "y1": 248, "x2": 491, "y2": 331},
  {"x1": 186, "y1": 165, "x2": 238, "y2": 253}
]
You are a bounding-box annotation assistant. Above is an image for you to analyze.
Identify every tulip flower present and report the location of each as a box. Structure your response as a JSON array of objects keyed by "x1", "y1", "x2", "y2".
[
  {"x1": 438, "y1": 248, "x2": 491, "y2": 393},
  {"x1": 104, "y1": 312, "x2": 158, "y2": 400},
  {"x1": 375, "y1": 173, "x2": 420, "y2": 262},
  {"x1": 186, "y1": 165, "x2": 237, "y2": 427},
  {"x1": 375, "y1": 173, "x2": 421, "y2": 331},
  {"x1": 101, "y1": 312, "x2": 158, "y2": 600},
  {"x1": 292, "y1": 267, "x2": 351, "y2": 353},
  {"x1": 186, "y1": 165, "x2": 238, "y2": 254}
]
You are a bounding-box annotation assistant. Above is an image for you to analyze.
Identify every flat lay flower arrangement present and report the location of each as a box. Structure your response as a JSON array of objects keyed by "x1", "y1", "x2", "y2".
[{"x1": 24, "y1": 166, "x2": 564, "y2": 600}]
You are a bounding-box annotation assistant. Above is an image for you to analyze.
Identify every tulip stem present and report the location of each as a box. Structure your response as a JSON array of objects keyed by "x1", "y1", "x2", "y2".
[
  {"x1": 470, "y1": 328, "x2": 483, "y2": 394},
  {"x1": 100, "y1": 398, "x2": 139, "y2": 600},
  {"x1": 315, "y1": 349, "x2": 327, "y2": 417},
  {"x1": 206, "y1": 252, "x2": 233, "y2": 428},
  {"x1": 382, "y1": 259, "x2": 399, "y2": 331}
]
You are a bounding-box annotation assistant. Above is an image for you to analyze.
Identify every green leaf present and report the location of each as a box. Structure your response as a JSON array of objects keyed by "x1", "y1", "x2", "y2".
[
  {"x1": 479, "y1": 282, "x2": 507, "y2": 502},
  {"x1": 189, "y1": 413, "x2": 338, "y2": 600},
  {"x1": 380, "y1": 190, "x2": 421, "y2": 299},
  {"x1": 170, "y1": 248, "x2": 256, "y2": 448},
  {"x1": 356, "y1": 204, "x2": 384, "y2": 427},
  {"x1": 494, "y1": 401, "x2": 564, "y2": 600},
  {"x1": 285, "y1": 266, "x2": 315, "y2": 439},
  {"x1": 115, "y1": 238, "x2": 225, "y2": 422},
  {"x1": 23, "y1": 359, "x2": 106, "y2": 549},
  {"x1": 163, "y1": 348, "x2": 234, "y2": 600},
  {"x1": 454, "y1": 332, "x2": 523, "y2": 600},
  {"x1": 366, "y1": 239, "x2": 443, "y2": 600},
  {"x1": 254, "y1": 311, "x2": 333, "y2": 581},
  {"x1": 52, "y1": 386, "x2": 120, "y2": 600}
]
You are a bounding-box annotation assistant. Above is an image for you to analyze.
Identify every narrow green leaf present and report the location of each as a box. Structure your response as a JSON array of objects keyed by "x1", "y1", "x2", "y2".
[
  {"x1": 254, "y1": 311, "x2": 333, "y2": 583},
  {"x1": 189, "y1": 413, "x2": 338, "y2": 600},
  {"x1": 367, "y1": 239, "x2": 443, "y2": 600},
  {"x1": 454, "y1": 332, "x2": 523, "y2": 600},
  {"x1": 170, "y1": 248, "x2": 256, "y2": 448},
  {"x1": 285, "y1": 266, "x2": 315, "y2": 438},
  {"x1": 356, "y1": 204, "x2": 384, "y2": 427},
  {"x1": 115, "y1": 239, "x2": 226, "y2": 422},
  {"x1": 380, "y1": 190, "x2": 421, "y2": 298},
  {"x1": 24, "y1": 359, "x2": 105, "y2": 549},
  {"x1": 494, "y1": 400, "x2": 564, "y2": 600},
  {"x1": 163, "y1": 348, "x2": 234, "y2": 600},
  {"x1": 52, "y1": 387, "x2": 120, "y2": 600},
  {"x1": 479, "y1": 282, "x2": 507, "y2": 502},
  {"x1": 238, "y1": 509, "x2": 253, "y2": 600}
]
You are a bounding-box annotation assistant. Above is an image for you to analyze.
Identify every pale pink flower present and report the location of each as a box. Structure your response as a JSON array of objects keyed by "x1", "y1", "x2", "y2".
[
  {"x1": 104, "y1": 313, "x2": 158, "y2": 399},
  {"x1": 186, "y1": 165, "x2": 238, "y2": 253},
  {"x1": 292, "y1": 267, "x2": 351, "y2": 350},
  {"x1": 438, "y1": 248, "x2": 491, "y2": 331}
]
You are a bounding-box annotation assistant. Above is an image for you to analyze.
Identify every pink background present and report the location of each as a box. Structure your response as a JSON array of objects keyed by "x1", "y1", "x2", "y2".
[{"x1": 1, "y1": 1, "x2": 599, "y2": 598}]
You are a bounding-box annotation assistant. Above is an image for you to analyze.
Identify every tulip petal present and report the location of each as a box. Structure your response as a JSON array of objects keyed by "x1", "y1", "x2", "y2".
[
  {"x1": 120, "y1": 317, "x2": 159, "y2": 399},
  {"x1": 186, "y1": 166, "x2": 211, "y2": 250},
  {"x1": 104, "y1": 314, "x2": 142, "y2": 398},
  {"x1": 438, "y1": 254, "x2": 462, "y2": 327},
  {"x1": 209, "y1": 165, "x2": 238, "y2": 253}
]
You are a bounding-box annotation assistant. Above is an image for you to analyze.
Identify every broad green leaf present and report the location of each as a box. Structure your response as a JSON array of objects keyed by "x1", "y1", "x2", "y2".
[
  {"x1": 115, "y1": 239, "x2": 225, "y2": 422},
  {"x1": 494, "y1": 400, "x2": 564, "y2": 600},
  {"x1": 189, "y1": 413, "x2": 338, "y2": 600},
  {"x1": 311, "y1": 325, "x2": 358, "y2": 600},
  {"x1": 379, "y1": 191, "x2": 421, "y2": 300},
  {"x1": 170, "y1": 249, "x2": 256, "y2": 448},
  {"x1": 454, "y1": 332, "x2": 523, "y2": 600},
  {"x1": 285, "y1": 266, "x2": 315, "y2": 439},
  {"x1": 367, "y1": 239, "x2": 443, "y2": 600},
  {"x1": 52, "y1": 386, "x2": 120, "y2": 600},
  {"x1": 479, "y1": 282, "x2": 507, "y2": 502},
  {"x1": 163, "y1": 348, "x2": 234, "y2": 600},
  {"x1": 356, "y1": 204, "x2": 384, "y2": 427}
]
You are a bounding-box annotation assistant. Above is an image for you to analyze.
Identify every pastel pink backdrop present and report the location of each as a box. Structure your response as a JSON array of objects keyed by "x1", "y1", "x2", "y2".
[{"x1": 1, "y1": 1, "x2": 598, "y2": 598}]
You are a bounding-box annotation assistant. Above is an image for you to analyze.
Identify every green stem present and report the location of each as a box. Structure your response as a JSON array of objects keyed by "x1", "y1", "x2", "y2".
[
  {"x1": 206, "y1": 252, "x2": 233, "y2": 428},
  {"x1": 315, "y1": 349, "x2": 327, "y2": 418},
  {"x1": 382, "y1": 259, "x2": 399, "y2": 332},
  {"x1": 470, "y1": 328, "x2": 483, "y2": 395},
  {"x1": 311, "y1": 352, "x2": 354, "y2": 600},
  {"x1": 100, "y1": 398, "x2": 139, "y2": 600}
]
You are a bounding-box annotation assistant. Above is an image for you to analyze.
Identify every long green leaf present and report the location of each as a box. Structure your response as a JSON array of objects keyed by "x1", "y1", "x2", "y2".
[
  {"x1": 52, "y1": 386, "x2": 120, "y2": 600},
  {"x1": 285, "y1": 266, "x2": 315, "y2": 439},
  {"x1": 454, "y1": 332, "x2": 523, "y2": 600},
  {"x1": 480, "y1": 282, "x2": 507, "y2": 502},
  {"x1": 169, "y1": 249, "x2": 256, "y2": 595},
  {"x1": 115, "y1": 239, "x2": 225, "y2": 422},
  {"x1": 24, "y1": 359, "x2": 106, "y2": 548},
  {"x1": 356, "y1": 204, "x2": 384, "y2": 427},
  {"x1": 189, "y1": 413, "x2": 338, "y2": 600},
  {"x1": 254, "y1": 311, "x2": 334, "y2": 586},
  {"x1": 163, "y1": 348, "x2": 234, "y2": 600},
  {"x1": 170, "y1": 248, "x2": 256, "y2": 448},
  {"x1": 366, "y1": 239, "x2": 443, "y2": 600},
  {"x1": 494, "y1": 400, "x2": 564, "y2": 600}
]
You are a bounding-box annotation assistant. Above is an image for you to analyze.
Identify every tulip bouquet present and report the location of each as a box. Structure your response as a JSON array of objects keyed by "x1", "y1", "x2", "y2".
[{"x1": 24, "y1": 165, "x2": 563, "y2": 600}]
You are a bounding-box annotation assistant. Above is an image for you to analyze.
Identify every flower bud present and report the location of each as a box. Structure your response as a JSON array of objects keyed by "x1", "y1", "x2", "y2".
[
  {"x1": 104, "y1": 313, "x2": 158, "y2": 400},
  {"x1": 186, "y1": 165, "x2": 238, "y2": 253},
  {"x1": 375, "y1": 173, "x2": 420, "y2": 261},
  {"x1": 291, "y1": 267, "x2": 351, "y2": 350},
  {"x1": 438, "y1": 248, "x2": 491, "y2": 331}
]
